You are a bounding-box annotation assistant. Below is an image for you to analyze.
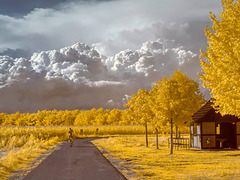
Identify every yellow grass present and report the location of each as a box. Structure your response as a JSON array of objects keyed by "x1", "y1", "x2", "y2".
[
  {"x1": 0, "y1": 125, "x2": 152, "y2": 179},
  {"x1": 93, "y1": 136, "x2": 240, "y2": 180},
  {"x1": 0, "y1": 138, "x2": 60, "y2": 179},
  {"x1": 0, "y1": 130, "x2": 63, "y2": 179}
]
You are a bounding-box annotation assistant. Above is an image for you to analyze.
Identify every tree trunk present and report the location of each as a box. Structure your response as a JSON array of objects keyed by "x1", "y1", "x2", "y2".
[
  {"x1": 155, "y1": 127, "x2": 159, "y2": 149},
  {"x1": 175, "y1": 125, "x2": 178, "y2": 138},
  {"x1": 145, "y1": 122, "x2": 148, "y2": 147},
  {"x1": 170, "y1": 117, "x2": 173, "y2": 154}
]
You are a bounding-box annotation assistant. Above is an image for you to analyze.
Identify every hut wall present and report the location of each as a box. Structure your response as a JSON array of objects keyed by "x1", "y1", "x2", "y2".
[
  {"x1": 190, "y1": 123, "x2": 201, "y2": 149},
  {"x1": 237, "y1": 122, "x2": 240, "y2": 149},
  {"x1": 192, "y1": 99, "x2": 240, "y2": 150},
  {"x1": 201, "y1": 122, "x2": 216, "y2": 149}
]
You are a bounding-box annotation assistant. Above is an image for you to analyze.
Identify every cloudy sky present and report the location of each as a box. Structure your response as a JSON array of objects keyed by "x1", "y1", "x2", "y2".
[{"x1": 0, "y1": 0, "x2": 221, "y2": 113}]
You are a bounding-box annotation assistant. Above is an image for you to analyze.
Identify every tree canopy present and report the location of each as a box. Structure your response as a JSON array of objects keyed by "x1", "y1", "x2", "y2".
[
  {"x1": 125, "y1": 89, "x2": 153, "y2": 147},
  {"x1": 200, "y1": 0, "x2": 240, "y2": 117},
  {"x1": 125, "y1": 89, "x2": 153, "y2": 126},
  {"x1": 151, "y1": 70, "x2": 205, "y2": 154},
  {"x1": 151, "y1": 70, "x2": 205, "y2": 127}
]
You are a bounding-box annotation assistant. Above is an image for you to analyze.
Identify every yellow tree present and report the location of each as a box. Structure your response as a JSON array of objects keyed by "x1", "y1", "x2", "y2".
[
  {"x1": 125, "y1": 89, "x2": 153, "y2": 147},
  {"x1": 36, "y1": 110, "x2": 47, "y2": 126},
  {"x1": 200, "y1": 0, "x2": 240, "y2": 117},
  {"x1": 27, "y1": 114, "x2": 38, "y2": 126},
  {"x1": 0, "y1": 113, "x2": 7, "y2": 125},
  {"x1": 95, "y1": 108, "x2": 109, "y2": 125},
  {"x1": 119, "y1": 109, "x2": 133, "y2": 125},
  {"x1": 121, "y1": 109, "x2": 136, "y2": 125},
  {"x1": 107, "y1": 109, "x2": 122, "y2": 125},
  {"x1": 151, "y1": 71, "x2": 205, "y2": 154},
  {"x1": 74, "y1": 110, "x2": 91, "y2": 125},
  {"x1": 61, "y1": 110, "x2": 79, "y2": 125},
  {"x1": 4, "y1": 112, "x2": 21, "y2": 125}
]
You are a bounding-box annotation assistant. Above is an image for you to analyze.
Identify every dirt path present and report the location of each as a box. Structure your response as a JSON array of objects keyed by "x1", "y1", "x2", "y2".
[{"x1": 22, "y1": 138, "x2": 127, "y2": 180}]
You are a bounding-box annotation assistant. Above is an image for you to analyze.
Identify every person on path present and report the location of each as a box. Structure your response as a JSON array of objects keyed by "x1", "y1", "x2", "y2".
[{"x1": 68, "y1": 128, "x2": 74, "y2": 147}]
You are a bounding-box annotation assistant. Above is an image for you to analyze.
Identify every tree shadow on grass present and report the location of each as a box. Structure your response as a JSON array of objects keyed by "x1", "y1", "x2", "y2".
[{"x1": 224, "y1": 154, "x2": 240, "y2": 157}]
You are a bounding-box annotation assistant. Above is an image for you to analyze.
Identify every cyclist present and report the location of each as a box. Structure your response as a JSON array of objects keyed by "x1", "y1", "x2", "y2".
[{"x1": 68, "y1": 128, "x2": 74, "y2": 147}]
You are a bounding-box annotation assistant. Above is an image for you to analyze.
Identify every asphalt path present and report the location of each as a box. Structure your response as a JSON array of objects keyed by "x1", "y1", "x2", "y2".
[{"x1": 22, "y1": 138, "x2": 127, "y2": 180}]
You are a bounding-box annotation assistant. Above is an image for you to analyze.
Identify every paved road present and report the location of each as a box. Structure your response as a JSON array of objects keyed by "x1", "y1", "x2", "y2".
[{"x1": 23, "y1": 138, "x2": 127, "y2": 180}]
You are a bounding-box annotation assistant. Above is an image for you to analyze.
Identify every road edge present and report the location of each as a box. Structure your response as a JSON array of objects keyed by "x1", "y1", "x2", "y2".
[{"x1": 92, "y1": 139, "x2": 128, "y2": 180}]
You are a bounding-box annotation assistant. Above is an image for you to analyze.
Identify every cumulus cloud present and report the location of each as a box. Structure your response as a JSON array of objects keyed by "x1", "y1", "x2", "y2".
[
  {"x1": 0, "y1": 39, "x2": 202, "y2": 113},
  {"x1": 105, "y1": 39, "x2": 199, "y2": 81},
  {"x1": 0, "y1": 42, "x2": 128, "y2": 113},
  {"x1": 0, "y1": 0, "x2": 221, "y2": 113}
]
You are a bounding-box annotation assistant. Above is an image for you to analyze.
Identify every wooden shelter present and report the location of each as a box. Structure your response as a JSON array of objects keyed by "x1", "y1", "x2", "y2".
[{"x1": 190, "y1": 99, "x2": 240, "y2": 149}]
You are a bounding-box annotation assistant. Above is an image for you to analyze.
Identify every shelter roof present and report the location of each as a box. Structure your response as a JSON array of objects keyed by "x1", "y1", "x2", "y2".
[{"x1": 192, "y1": 99, "x2": 214, "y2": 122}]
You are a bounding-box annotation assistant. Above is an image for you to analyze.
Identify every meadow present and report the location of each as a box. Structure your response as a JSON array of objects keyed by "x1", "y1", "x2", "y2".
[
  {"x1": 93, "y1": 136, "x2": 240, "y2": 180},
  {"x1": 2, "y1": 125, "x2": 240, "y2": 180},
  {"x1": 0, "y1": 125, "x2": 153, "y2": 180}
]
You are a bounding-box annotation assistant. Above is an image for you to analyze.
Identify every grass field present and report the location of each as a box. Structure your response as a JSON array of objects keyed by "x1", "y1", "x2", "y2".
[
  {"x1": 93, "y1": 136, "x2": 240, "y2": 180},
  {"x1": 0, "y1": 125, "x2": 153, "y2": 180},
  {"x1": 3, "y1": 126, "x2": 238, "y2": 180}
]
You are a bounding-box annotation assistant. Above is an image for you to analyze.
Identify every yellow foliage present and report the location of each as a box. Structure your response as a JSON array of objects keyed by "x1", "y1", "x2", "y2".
[
  {"x1": 151, "y1": 70, "x2": 205, "y2": 127},
  {"x1": 125, "y1": 89, "x2": 153, "y2": 126},
  {"x1": 0, "y1": 108, "x2": 135, "y2": 126},
  {"x1": 200, "y1": 0, "x2": 240, "y2": 117}
]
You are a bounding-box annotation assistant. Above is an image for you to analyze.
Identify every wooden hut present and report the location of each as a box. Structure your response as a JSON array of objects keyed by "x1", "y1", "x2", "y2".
[{"x1": 190, "y1": 99, "x2": 240, "y2": 149}]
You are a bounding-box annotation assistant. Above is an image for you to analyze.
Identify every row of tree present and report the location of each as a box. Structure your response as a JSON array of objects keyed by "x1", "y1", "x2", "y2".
[
  {"x1": 0, "y1": 70, "x2": 204, "y2": 127},
  {"x1": 0, "y1": 70, "x2": 205, "y2": 155},
  {"x1": 126, "y1": 70, "x2": 205, "y2": 153},
  {"x1": 0, "y1": 109, "x2": 135, "y2": 126}
]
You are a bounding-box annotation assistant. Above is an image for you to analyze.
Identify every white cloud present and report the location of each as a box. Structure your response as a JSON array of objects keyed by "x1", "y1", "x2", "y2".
[
  {"x1": 0, "y1": 39, "x2": 203, "y2": 113},
  {"x1": 0, "y1": 0, "x2": 221, "y2": 112},
  {"x1": 104, "y1": 39, "x2": 199, "y2": 81}
]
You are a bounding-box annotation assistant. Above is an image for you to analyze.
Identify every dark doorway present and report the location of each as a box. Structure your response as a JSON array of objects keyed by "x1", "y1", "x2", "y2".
[{"x1": 219, "y1": 122, "x2": 236, "y2": 149}]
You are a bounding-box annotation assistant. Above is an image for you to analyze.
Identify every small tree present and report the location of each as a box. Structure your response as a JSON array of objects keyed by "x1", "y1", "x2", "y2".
[
  {"x1": 148, "y1": 90, "x2": 166, "y2": 150},
  {"x1": 125, "y1": 89, "x2": 153, "y2": 147},
  {"x1": 151, "y1": 71, "x2": 205, "y2": 154}
]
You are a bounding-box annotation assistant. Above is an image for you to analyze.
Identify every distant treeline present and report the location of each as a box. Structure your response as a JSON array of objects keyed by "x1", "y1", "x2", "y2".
[{"x1": 0, "y1": 108, "x2": 135, "y2": 126}]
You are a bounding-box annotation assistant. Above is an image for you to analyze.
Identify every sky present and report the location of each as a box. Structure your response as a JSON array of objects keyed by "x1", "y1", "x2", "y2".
[{"x1": 0, "y1": 0, "x2": 222, "y2": 113}]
